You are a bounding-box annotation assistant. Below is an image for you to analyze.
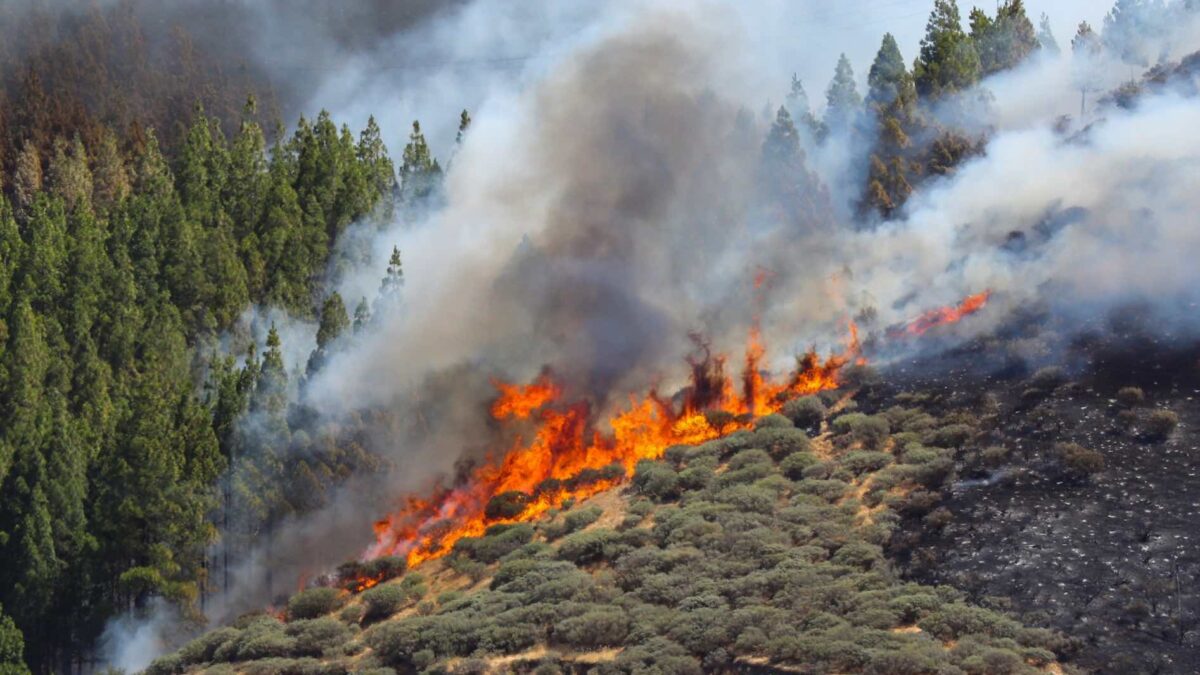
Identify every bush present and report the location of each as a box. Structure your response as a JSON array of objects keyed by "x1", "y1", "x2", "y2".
[
  {"x1": 1055, "y1": 442, "x2": 1104, "y2": 479},
  {"x1": 452, "y1": 523, "x2": 535, "y2": 563},
  {"x1": 178, "y1": 627, "x2": 240, "y2": 664},
  {"x1": 780, "y1": 451, "x2": 820, "y2": 479},
  {"x1": 285, "y1": 617, "x2": 354, "y2": 657},
  {"x1": 725, "y1": 447, "x2": 770, "y2": 470},
  {"x1": 558, "y1": 529, "x2": 622, "y2": 565},
  {"x1": 782, "y1": 396, "x2": 826, "y2": 430},
  {"x1": 754, "y1": 414, "x2": 793, "y2": 429},
  {"x1": 713, "y1": 484, "x2": 776, "y2": 514},
  {"x1": 484, "y1": 490, "x2": 532, "y2": 520},
  {"x1": 362, "y1": 583, "x2": 420, "y2": 623},
  {"x1": 1116, "y1": 386, "x2": 1145, "y2": 407},
  {"x1": 562, "y1": 506, "x2": 603, "y2": 533},
  {"x1": 632, "y1": 460, "x2": 681, "y2": 502},
  {"x1": 751, "y1": 427, "x2": 812, "y2": 461},
  {"x1": 919, "y1": 604, "x2": 1019, "y2": 641},
  {"x1": 1029, "y1": 366, "x2": 1067, "y2": 392},
  {"x1": 924, "y1": 424, "x2": 975, "y2": 449},
  {"x1": 850, "y1": 416, "x2": 891, "y2": 450},
  {"x1": 287, "y1": 588, "x2": 344, "y2": 621},
  {"x1": 1145, "y1": 409, "x2": 1179, "y2": 441},
  {"x1": 841, "y1": 451, "x2": 892, "y2": 475},
  {"x1": 553, "y1": 607, "x2": 629, "y2": 648}
]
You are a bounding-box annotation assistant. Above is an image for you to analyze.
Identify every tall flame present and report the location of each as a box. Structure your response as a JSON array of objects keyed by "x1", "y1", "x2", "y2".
[{"x1": 364, "y1": 325, "x2": 860, "y2": 570}]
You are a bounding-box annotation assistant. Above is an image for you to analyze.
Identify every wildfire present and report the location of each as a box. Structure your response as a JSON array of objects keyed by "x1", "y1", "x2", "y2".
[
  {"x1": 890, "y1": 290, "x2": 991, "y2": 337},
  {"x1": 363, "y1": 324, "x2": 861, "y2": 572},
  {"x1": 355, "y1": 291, "x2": 989, "y2": 586}
]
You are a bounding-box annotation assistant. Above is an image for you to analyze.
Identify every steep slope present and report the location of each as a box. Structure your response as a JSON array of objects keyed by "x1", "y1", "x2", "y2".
[{"x1": 149, "y1": 384, "x2": 1077, "y2": 675}]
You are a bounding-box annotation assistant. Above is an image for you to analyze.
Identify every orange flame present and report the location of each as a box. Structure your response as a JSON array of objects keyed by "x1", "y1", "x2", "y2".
[
  {"x1": 892, "y1": 290, "x2": 991, "y2": 337},
  {"x1": 362, "y1": 326, "x2": 860, "y2": 573}
]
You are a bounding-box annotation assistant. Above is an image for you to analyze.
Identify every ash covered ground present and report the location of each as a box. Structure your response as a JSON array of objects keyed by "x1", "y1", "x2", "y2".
[{"x1": 878, "y1": 313, "x2": 1200, "y2": 674}]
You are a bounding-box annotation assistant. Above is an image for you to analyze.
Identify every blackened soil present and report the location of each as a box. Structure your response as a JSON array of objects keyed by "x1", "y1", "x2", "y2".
[{"x1": 880, "y1": 336, "x2": 1200, "y2": 674}]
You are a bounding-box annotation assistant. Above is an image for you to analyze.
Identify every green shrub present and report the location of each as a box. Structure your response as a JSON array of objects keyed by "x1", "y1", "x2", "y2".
[
  {"x1": 632, "y1": 460, "x2": 681, "y2": 501},
  {"x1": 924, "y1": 424, "x2": 975, "y2": 448},
  {"x1": 553, "y1": 607, "x2": 629, "y2": 648},
  {"x1": 712, "y1": 484, "x2": 776, "y2": 514},
  {"x1": 1145, "y1": 409, "x2": 1179, "y2": 440},
  {"x1": 287, "y1": 588, "x2": 343, "y2": 621},
  {"x1": 362, "y1": 584, "x2": 416, "y2": 623},
  {"x1": 919, "y1": 604, "x2": 1019, "y2": 641},
  {"x1": 782, "y1": 396, "x2": 826, "y2": 430},
  {"x1": 563, "y1": 505, "x2": 603, "y2": 532},
  {"x1": 452, "y1": 523, "x2": 535, "y2": 563},
  {"x1": 339, "y1": 605, "x2": 364, "y2": 625},
  {"x1": 755, "y1": 414, "x2": 793, "y2": 429},
  {"x1": 558, "y1": 528, "x2": 622, "y2": 565},
  {"x1": 677, "y1": 466, "x2": 713, "y2": 490},
  {"x1": 727, "y1": 447, "x2": 773, "y2": 471},
  {"x1": 780, "y1": 451, "x2": 820, "y2": 479},
  {"x1": 178, "y1": 626, "x2": 240, "y2": 664},
  {"x1": 794, "y1": 479, "x2": 849, "y2": 502},
  {"x1": 850, "y1": 416, "x2": 891, "y2": 450},
  {"x1": 841, "y1": 451, "x2": 892, "y2": 475},
  {"x1": 285, "y1": 617, "x2": 354, "y2": 657},
  {"x1": 750, "y1": 427, "x2": 812, "y2": 460},
  {"x1": 144, "y1": 655, "x2": 183, "y2": 675}
]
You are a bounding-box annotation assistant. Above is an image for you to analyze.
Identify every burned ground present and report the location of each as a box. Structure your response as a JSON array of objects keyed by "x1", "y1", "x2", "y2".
[{"x1": 884, "y1": 326, "x2": 1200, "y2": 674}]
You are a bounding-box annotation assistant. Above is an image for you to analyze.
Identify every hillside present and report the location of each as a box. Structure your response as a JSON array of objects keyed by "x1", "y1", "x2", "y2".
[{"x1": 148, "y1": 378, "x2": 1083, "y2": 674}]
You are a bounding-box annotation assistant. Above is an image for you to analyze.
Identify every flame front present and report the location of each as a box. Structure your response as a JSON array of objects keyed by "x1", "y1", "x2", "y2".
[
  {"x1": 364, "y1": 326, "x2": 860, "y2": 569},
  {"x1": 892, "y1": 290, "x2": 991, "y2": 337}
]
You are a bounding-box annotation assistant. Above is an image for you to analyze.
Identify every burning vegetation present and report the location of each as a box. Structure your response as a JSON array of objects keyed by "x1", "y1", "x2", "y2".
[{"x1": 364, "y1": 323, "x2": 863, "y2": 575}]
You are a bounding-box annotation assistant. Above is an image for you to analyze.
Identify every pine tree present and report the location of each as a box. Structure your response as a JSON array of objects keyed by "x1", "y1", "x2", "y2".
[
  {"x1": 91, "y1": 128, "x2": 130, "y2": 214},
  {"x1": 863, "y1": 34, "x2": 919, "y2": 219},
  {"x1": 1073, "y1": 21, "x2": 1104, "y2": 115},
  {"x1": 12, "y1": 141, "x2": 42, "y2": 221},
  {"x1": 0, "y1": 604, "x2": 27, "y2": 675},
  {"x1": 824, "y1": 54, "x2": 862, "y2": 131},
  {"x1": 760, "y1": 107, "x2": 833, "y2": 232},
  {"x1": 455, "y1": 109, "x2": 472, "y2": 145},
  {"x1": 358, "y1": 115, "x2": 397, "y2": 220},
  {"x1": 373, "y1": 246, "x2": 405, "y2": 318},
  {"x1": 971, "y1": 0, "x2": 1039, "y2": 76},
  {"x1": 913, "y1": 0, "x2": 981, "y2": 99},
  {"x1": 1103, "y1": 0, "x2": 1167, "y2": 68},
  {"x1": 307, "y1": 292, "x2": 349, "y2": 376},
  {"x1": 785, "y1": 74, "x2": 822, "y2": 138},
  {"x1": 399, "y1": 121, "x2": 442, "y2": 205},
  {"x1": 47, "y1": 136, "x2": 93, "y2": 214},
  {"x1": 1038, "y1": 13, "x2": 1061, "y2": 55},
  {"x1": 353, "y1": 296, "x2": 371, "y2": 334},
  {"x1": 867, "y1": 34, "x2": 915, "y2": 108}
]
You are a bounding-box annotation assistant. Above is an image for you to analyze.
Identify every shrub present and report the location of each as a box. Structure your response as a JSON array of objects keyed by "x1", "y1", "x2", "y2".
[
  {"x1": 285, "y1": 617, "x2": 354, "y2": 657},
  {"x1": 1145, "y1": 409, "x2": 1179, "y2": 441},
  {"x1": 755, "y1": 414, "x2": 793, "y2": 429},
  {"x1": 1116, "y1": 386, "x2": 1145, "y2": 408},
  {"x1": 780, "y1": 451, "x2": 820, "y2": 479},
  {"x1": 288, "y1": 588, "x2": 343, "y2": 621},
  {"x1": 794, "y1": 479, "x2": 850, "y2": 502},
  {"x1": 362, "y1": 583, "x2": 419, "y2": 623},
  {"x1": 144, "y1": 655, "x2": 183, "y2": 675},
  {"x1": 850, "y1": 416, "x2": 891, "y2": 450},
  {"x1": 980, "y1": 445, "x2": 1009, "y2": 467},
  {"x1": 484, "y1": 490, "x2": 532, "y2": 520},
  {"x1": 1028, "y1": 366, "x2": 1067, "y2": 392},
  {"x1": 782, "y1": 396, "x2": 826, "y2": 430},
  {"x1": 728, "y1": 447, "x2": 773, "y2": 471},
  {"x1": 558, "y1": 528, "x2": 622, "y2": 565},
  {"x1": 452, "y1": 523, "x2": 535, "y2": 563},
  {"x1": 178, "y1": 627, "x2": 240, "y2": 664},
  {"x1": 632, "y1": 460, "x2": 681, "y2": 502},
  {"x1": 831, "y1": 541, "x2": 883, "y2": 570},
  {"x1": 841, "y1": 451, "x2": 892, "y2": 475},
  {"x1": 562, "y1": 506, "x2": 603, "y2": 533},
  {"x1": 553, "y1": 607, "x2": 629, "y2": 648},
  {"x1": 919, "y1": 604, "x2": 1019, "y2": 641},
  {"x1": 1054, "y1": 442, "x2": 1104, "y2": 479},
  {"x1": 713, "y1": 484, "x2": 776, "y2": 514},
  {"x1": 751, "y1": 427, "x2": 812, "y2": 460},
  {"x1": 924, "y1": 424, "x2": 975, "y2": 449}
]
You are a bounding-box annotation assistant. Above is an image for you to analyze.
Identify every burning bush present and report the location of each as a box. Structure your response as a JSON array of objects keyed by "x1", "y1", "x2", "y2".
[{"x1": 1144, "y1": 409, "x2": 1179, "y2": 441}]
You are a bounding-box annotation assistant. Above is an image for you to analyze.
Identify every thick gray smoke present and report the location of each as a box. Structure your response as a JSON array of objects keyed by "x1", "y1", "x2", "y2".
[{"x1": 97, "y1": 0, "x2": 1200, "y2": 669}]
